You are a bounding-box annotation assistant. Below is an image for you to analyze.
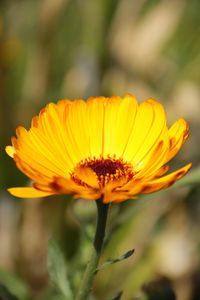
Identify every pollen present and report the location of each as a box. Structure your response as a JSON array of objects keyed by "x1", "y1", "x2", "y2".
[{"x1": 72, "y1": 156, "x2": 134, "y2": 187}]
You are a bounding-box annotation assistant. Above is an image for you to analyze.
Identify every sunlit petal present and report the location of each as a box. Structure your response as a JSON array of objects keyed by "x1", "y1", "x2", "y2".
[{"x1": 8, "y1": 187, "x2": 54, "y2": 198}]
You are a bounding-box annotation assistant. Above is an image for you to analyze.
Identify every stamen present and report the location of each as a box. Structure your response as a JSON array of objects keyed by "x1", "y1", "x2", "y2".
[{"x1": 71, "y1": 156, "x2": 134, "y2": 187}]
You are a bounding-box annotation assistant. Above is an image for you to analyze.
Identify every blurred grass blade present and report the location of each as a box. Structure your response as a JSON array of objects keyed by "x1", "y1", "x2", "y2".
[
  {"x1": 47, "y1": 240, "x2": 73, "y2": 299},
  {"x1": 96, "y1": 249, "x2": 134, "y2": 273},
  {"x1": 0, "y1": 283, "x2": 19, "y2": 300},
  {"x1": 110, "y1": 291, "x2": 123, "y2": 300}
]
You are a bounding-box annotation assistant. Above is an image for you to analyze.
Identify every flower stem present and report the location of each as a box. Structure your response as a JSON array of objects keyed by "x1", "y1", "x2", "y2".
[{"x1": 75, "y1": 199, "x2": 109, "y2": 300}]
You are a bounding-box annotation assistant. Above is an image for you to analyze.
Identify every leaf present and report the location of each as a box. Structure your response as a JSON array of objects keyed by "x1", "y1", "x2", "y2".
[
  {"x1": 47, "y1": 240, "x2": 73, "y2": 299},
  {"x1": 96, "y1": 249, "x2": 135, "y2": 273},
  {"x1": 0, "y1": 269, "x2": 29, "y2": 300},
  {"x1": 110, "y1": 291, "x2": 123, "y2": 300},
  {"x1": 0, "y1": 283, "x2": 19, "y2": 300},
  {"x1": 38, "y1": 287, "x2": 68, "y2": 300}
]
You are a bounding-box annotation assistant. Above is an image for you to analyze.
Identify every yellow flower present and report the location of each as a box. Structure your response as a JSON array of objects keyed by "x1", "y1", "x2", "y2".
[{"x1": 6, "y1": 95, "x2": 191, "y2": 203}]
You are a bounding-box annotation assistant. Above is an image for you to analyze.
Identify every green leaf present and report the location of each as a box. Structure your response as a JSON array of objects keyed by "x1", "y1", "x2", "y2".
[
  {"x1": 38, "y1": 287, "x2": 69, "y2": 300},
  {"x1": 47, "y1": 240, "x2": 73, "y2": 299},
  {"x1": 110, "y1": 291, "x2": 123, "y2": 300},
  {"x1": 0, "y1": 283, "x2": 19, "y2": 300},
  {"x1": 0, "y1": 269, "x2": 29, "y2": 300},
  {"x1": 96, "y1": 249, "x2": 135, "y2": 273}
]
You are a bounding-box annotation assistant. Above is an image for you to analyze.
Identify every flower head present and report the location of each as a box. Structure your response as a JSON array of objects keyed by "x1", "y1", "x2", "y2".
[{"x1": 6, "y1": 95, "x2": 191, "y2": 202}]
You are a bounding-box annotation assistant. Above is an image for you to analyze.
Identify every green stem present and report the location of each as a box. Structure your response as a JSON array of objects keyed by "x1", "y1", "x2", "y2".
[{"x1": 75, "y1": 199, "x2": 109, "y2": 300}]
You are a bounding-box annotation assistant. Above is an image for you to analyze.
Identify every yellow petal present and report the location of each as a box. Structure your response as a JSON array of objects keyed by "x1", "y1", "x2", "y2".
[
  {"x1": 103, "y1": 95, "x2": 138, "y2": 157},
  {"x1": 131, "y1": 100, "x2": 168, "y2": 170},
  {"x1": 65, "y1": 100, "x2": 91, "y2": 161},
  {"x1": 14, "y1": 155, "x2": 50, "y2": 183},
  {"x1": 114, "y1": 178, "x2": 144, "y2": 197},
  {"x1": 38, "y1": 103, "x2": 75, "y2": 170},
  {"x1": 74, "y1": 191, "x2": 101, "y2": 200},
  {"x1": 141, "y1": 163, "x2": 192, "y2": 194},
  {"x1": 74, "y1": 166, "x2": 99, "y2": 189},
  {"x1": 14, "y1": 112, "x2": 73, "y2": 179},
  {"x1": 15, "y1": 127, "x2": 68, "y2": 177},
  {"x1": 8, "y1": 187, "x2": 54, "y2": 198},
  {"x1": 5, "y1": 146, "x2": 15, "y2": 158},
  {"x1": 123, "y1": 99, "x2": 167, "y2": 164},
  {"x1": 103, "y1": 191, "x2": 129, "y2": 203},
  {"x1": 86, "y1": 97, "x2": 106, "y2": 157},
  {"x1": 52, "y1": 177, "x2": 99, "y2": 200},
  {"x1": 134, "y1": 140, "x2": 169, "y2": 179},
  {"x1": 151, "y1": 165, "x2": 170, "y2": 178},
  {"x1": 166, "y1": 118, "x2": 189, "y2": 163}
]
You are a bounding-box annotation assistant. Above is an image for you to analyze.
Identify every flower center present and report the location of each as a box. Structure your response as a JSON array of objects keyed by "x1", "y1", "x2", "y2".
[
  {"x1": 88, "y1": 158, "x2": 125, "y2": 177},
  {"x1": 72, "y1": 156, "x2": 134, "y2": 187}
]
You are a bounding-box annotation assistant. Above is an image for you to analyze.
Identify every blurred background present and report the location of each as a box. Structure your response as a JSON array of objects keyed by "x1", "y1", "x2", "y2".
[{"x1": 0, "y1": 0, "x2": 200, "y2": 299}]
